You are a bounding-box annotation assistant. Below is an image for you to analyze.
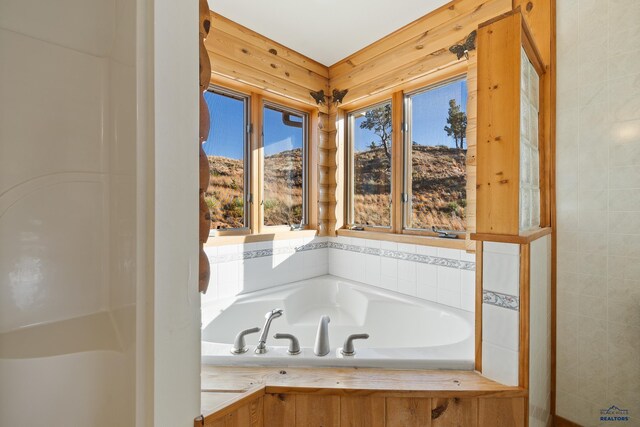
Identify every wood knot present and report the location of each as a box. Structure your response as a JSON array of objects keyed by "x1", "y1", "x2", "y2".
[
  {"x1": 268, "y1": 48, "x2": 278, "y2": 55},
  {"x1": 241, "y1": 48, "x2": 249, "y2": 54},
  {"x1": 285, "y1": 71, "x2": 290, "y2": 77},
  {"x1": 494, "y1": 136, "x2": 502, "y2": 141},
  {"x1": 203, "y1": 20, "x2": 210, "y2": 34},
  {"x1": 499, "y1": 179, "x2": 509, "y2": 184},
  {"x1": 416, "y1": 45, "x2": 424, "y2": 50},
  {"x1": 526, "y1": 1, "x2": 534, "y2": 12},
  {"x1": 431, "y1": 403, "x2": 448, "y2": 419},
  {"x1": 270, "y1": 63, "x2": 277, "y2": 69}
]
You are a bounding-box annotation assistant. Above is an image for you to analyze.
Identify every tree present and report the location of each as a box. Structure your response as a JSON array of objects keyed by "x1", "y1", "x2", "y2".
[
  {"x1": 444, "y1": 99, "x2": 467, "y2": 149},
  {"x1": 359, "y1": 104, "x2": 392, "y2": 162}
]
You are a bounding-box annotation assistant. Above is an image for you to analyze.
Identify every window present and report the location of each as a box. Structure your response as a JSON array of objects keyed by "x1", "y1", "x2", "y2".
[
  {"x1": 262, "y1": 103, "x2": 307, "y2": 227},
  {"x1": 203, "y1": 87, "x2": 249, "y2": 230},
  {"x1": 344, "y1": 77, "x2": 468, "y2": 237},
  {"x1": 204, "y1": 84, "x2": 313, "y2": 240},
  {"x1": 347, "y1": 101, "x2": 393, "y2": 228},
  {"x1": 404, "y1": 78, "x2": 468, "y2": 232}
]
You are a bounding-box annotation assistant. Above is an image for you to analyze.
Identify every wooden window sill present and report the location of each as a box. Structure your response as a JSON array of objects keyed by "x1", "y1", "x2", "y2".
[
  {"x1": 470, "y1": 227, "x2": 552, "y2": 244},
  {"x1": 337, "y1": 228, "x2": 469, "y2": 250},
  {"x1": 205, "y1": 229, "x2": 318, "y2": 247}
]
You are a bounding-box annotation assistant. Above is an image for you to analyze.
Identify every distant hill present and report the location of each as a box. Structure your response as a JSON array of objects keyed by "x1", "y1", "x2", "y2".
[
  {"x1": 205, "y1": 149, "x2": 303, "y2": 229},
  {"x1": 353, "y1": 145, "x2": 466, "y2": 230},
  {"x1": 205, "y1": 145, "x2": 466, "y2": 231}
]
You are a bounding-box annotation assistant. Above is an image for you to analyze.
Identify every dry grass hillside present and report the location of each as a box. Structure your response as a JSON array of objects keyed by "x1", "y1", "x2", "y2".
[
  {"x1": 206, "y1": 145, "x2": 466, "y2": 230},
  {"x1": 354, "y1": 145, "x2": 466, "y2": 230},
  {"x1": 205, "y1": 149, "x2": 303, "y2": 229}
]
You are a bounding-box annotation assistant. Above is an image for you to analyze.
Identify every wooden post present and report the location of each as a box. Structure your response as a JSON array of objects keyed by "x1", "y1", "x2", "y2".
[{"x1": 199, "y1": 0, "x2": 212, "y2": 293}]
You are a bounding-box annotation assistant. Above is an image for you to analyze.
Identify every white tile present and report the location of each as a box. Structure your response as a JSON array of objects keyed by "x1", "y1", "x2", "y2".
[
  {"x1": 437, "y1": 266, "x2": 461, "y2": 293},
  {"x1": 380, "y1": 257, "x2": 398, "y2": 278},
  {"x1": 380, "y1": 241, "x2": 397, "y2": 251},
  {"x1": 364, "y1": 254, "x2": 381, "y2": 287},
  {"x1": 398, "y1": 279, "x2": 417, "y2": 297},
  {"x1": 437, "y1": 288, "x2": 461, "y2": 308},
  {"x1": 482, "y1": 342, "x2": 519, "y2": 386},
  {"x1": 397, "y1": 260, "x2": 416, "y2": 281},
  {"x1": 460, "y1": 270, "x2": 476, "y2": 312},
  {"x1": 365, "y1": 239, "x2": 381, "y2": 249},
  {"x1": 461, "y1": 251, "x2": 476, "y2": 262},
  {"x1": 380, "y1": 275, "x2": 398, "y2": 292},
  {"x1": 484, "y1": 242, "x2": 520, "y2": 256},
  {"x1": 397, "y1": 243, "x2": 416, "y2": 253},
  {"x1": 416, "y1": 245, "x2": 437, "y2": 256},
  {"x1": 417, "y1": 263, "x2": 437, "y2": 287},
  {"x1": 483, "y1": 303, "x2": 519, "y2": 351},
  {"x1": 437, "y1": 247, "x2": 461, "y2": 260},
  {"x1": 417, "y1": 285, "x2": 437, "y2": 302},
  {"x1": 483, "y1": 251, "x2": 520, "y2": 296}
]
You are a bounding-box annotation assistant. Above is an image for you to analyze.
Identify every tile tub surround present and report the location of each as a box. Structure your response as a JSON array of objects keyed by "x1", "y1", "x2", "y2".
[
  {"x1": 556, "y1": 0, "x2": 640, "y2": 425},
  {"x1": 204, "y1": 236, "x2": 475, "y2": 313},
  {"x1": 328, "y1": 237, "x2": 476, "y2": 312},
  {"x1": 203, "y1": 237, "x2": 329, "y2": 302},
  {"x1": 482, "y1": 242, "x2": 521, "y2": 386}
]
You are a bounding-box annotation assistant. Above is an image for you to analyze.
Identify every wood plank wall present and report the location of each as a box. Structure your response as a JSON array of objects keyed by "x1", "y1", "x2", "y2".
[
  {"x1": 199, "y1": 394, "x2": 526, "y2": 426},
  {"x1": 205, "y1": 12, "x2": 330, "y2": 114},
  {"x1": 326, "y1": 0, "x2": 511, "y2": 238}
]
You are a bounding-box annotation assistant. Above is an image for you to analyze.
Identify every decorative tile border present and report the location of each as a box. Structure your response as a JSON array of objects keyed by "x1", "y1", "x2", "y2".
[
  {"x1": 483, "y1": 290, "x2": 519, "y2": 311},
  {"x1": 209, "y1": 241, "x2": 328, "y2": 264},
  {"x1": 208, "y1": 239, "x2": 475, "y2": 272},
  {"x1": 328, "y1": 242, "x2": 475, "y2": 271}
]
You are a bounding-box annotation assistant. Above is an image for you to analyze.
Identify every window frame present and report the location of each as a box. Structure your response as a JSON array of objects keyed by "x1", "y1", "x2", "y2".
[
  {"x1": 342, "y1": 73, "x2": 469, "y2": 242},
  {"x1": 204, "y1": 79, "x2": 317, "y2": 244},
  {"x1": 345, "y1": 98, "x2": 394, "y2": 232},
  {"x1": 402, "y1": 74, "x2": 468, "y2": 238},
  {"x1": 206, "y1": 84, "x2": 252, "y2": 237},
  {"x1": 260, "y1": 100, "x2": 310, "y2": 232}
]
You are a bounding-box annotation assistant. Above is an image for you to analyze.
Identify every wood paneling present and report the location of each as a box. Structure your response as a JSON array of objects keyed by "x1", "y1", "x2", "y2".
[
  {"x1": 431, "y1": 397, "x2": 478, "y2": 426},
  {"x1": 203, "y1": 395, "x2": 264, "y2": 427},
  {"x1": 385, "y1": 397, "x2": 432, "y2": 427},
  {"x1": 206, "y1": 12, "x2": 329, "y2": 113},
  {"x1": 340, "y1": 396, "x2": 386, "y2": 427},
  {"x1": 478, "y1": 398, "x2": 526, "y2": 427},
  {"x1": 476, "y1": 11, "x2": 522, "y2": 235},
  {"x1": 328, "y1": 0, "x2": 511, "y2": 106},
  {"x1": 519, "y1": 243, "x2": 531, "y2": 390},
  {"x1": 295, "y1": 395, "x2": 340, "y2": 426},
  {"x1": 263, "y1": 393, "x2": 295, "y2": 426}
]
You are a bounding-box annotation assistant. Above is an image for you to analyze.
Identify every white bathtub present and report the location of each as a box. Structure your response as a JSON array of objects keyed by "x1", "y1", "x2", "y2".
[{"x1": 201, "y1": 275, "x2": 474, "y2": 369}]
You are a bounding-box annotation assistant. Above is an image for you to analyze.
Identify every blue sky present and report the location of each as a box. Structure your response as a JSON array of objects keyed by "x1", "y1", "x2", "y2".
[
  {"x1": 354, "y1": 79, "x2": 467, "y2": 151},
  {"x1": 202, "y1": 91, "x2": 303, "y2": 159},
  {"x1": 203, "y1": 79, "x2": 466, "y2": 159}
]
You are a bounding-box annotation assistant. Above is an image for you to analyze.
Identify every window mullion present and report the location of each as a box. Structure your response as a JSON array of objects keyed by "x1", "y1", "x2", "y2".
[{"x1": 391, "y1": 91, "x2": 405, "y2": 234}]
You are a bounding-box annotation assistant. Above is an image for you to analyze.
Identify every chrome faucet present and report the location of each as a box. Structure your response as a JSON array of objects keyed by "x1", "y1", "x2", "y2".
[
  {"x1": 255, "y1": 308, "x2": 283, "y2": 354},
  {"x1": 313, "y1": 315, "x2": 331, "y2": 356}
]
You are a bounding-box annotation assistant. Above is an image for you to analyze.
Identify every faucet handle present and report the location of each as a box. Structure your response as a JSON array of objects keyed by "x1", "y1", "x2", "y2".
[
  {"x1": 273, "y1": 333, "x2": 301, "y2": 355},
  {"x1": 341, "y1": 333, "x2": 369, "y2": 356},
  {"x1": 231, "y1": 327, "x2": 260, "y2": 354},
  {"x1": 265, "y1": 308, "x2": 284, "y2": 319}
]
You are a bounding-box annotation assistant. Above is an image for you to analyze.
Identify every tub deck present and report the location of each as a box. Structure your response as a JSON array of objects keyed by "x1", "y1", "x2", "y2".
[{"x1": 197, "y1": 365, "x2": 527, "y2": 426}]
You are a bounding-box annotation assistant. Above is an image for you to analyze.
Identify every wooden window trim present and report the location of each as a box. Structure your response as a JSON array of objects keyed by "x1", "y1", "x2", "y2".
[
  {"x1": 344, "y1": 99, "x2": 394, "y2": 233},
  {"x1": 340, "y1": 68, "x2": 474, "y2": 250},
  {"x1": 205, "y1": 77, "x2": 319, "y2": 245}
]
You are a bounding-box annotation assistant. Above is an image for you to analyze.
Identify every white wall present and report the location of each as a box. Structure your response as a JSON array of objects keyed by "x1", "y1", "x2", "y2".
[
  {"x1": 151, "y1": 0, "x2": 201, "y2": 425},
  {"x1": 0, "y1": 0, "x2": 137, "y2": 424},
  {"x1": 556, "y1": 0, "x2": 640, "y2": 425}
]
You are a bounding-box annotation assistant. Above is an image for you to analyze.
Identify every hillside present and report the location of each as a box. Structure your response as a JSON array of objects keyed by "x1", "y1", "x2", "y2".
[
  {"x1": 354, "y1": 145, "x2": 466, "y2": 230},
  {"x1": 205, "y1": 149, "x2": 303, "y2": 229},
  {"x1": 205, "y1": 145, "x2": 466, "y2": 231}
]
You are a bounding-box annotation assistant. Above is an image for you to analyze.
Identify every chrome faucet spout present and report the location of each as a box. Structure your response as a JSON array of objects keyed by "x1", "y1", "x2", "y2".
[
  {"x1": 313, "y1": 315, "x2": 331, "y2": 356},
  {"x1": 255, "y1": 308, "x2": 283, "y2": 354}
]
